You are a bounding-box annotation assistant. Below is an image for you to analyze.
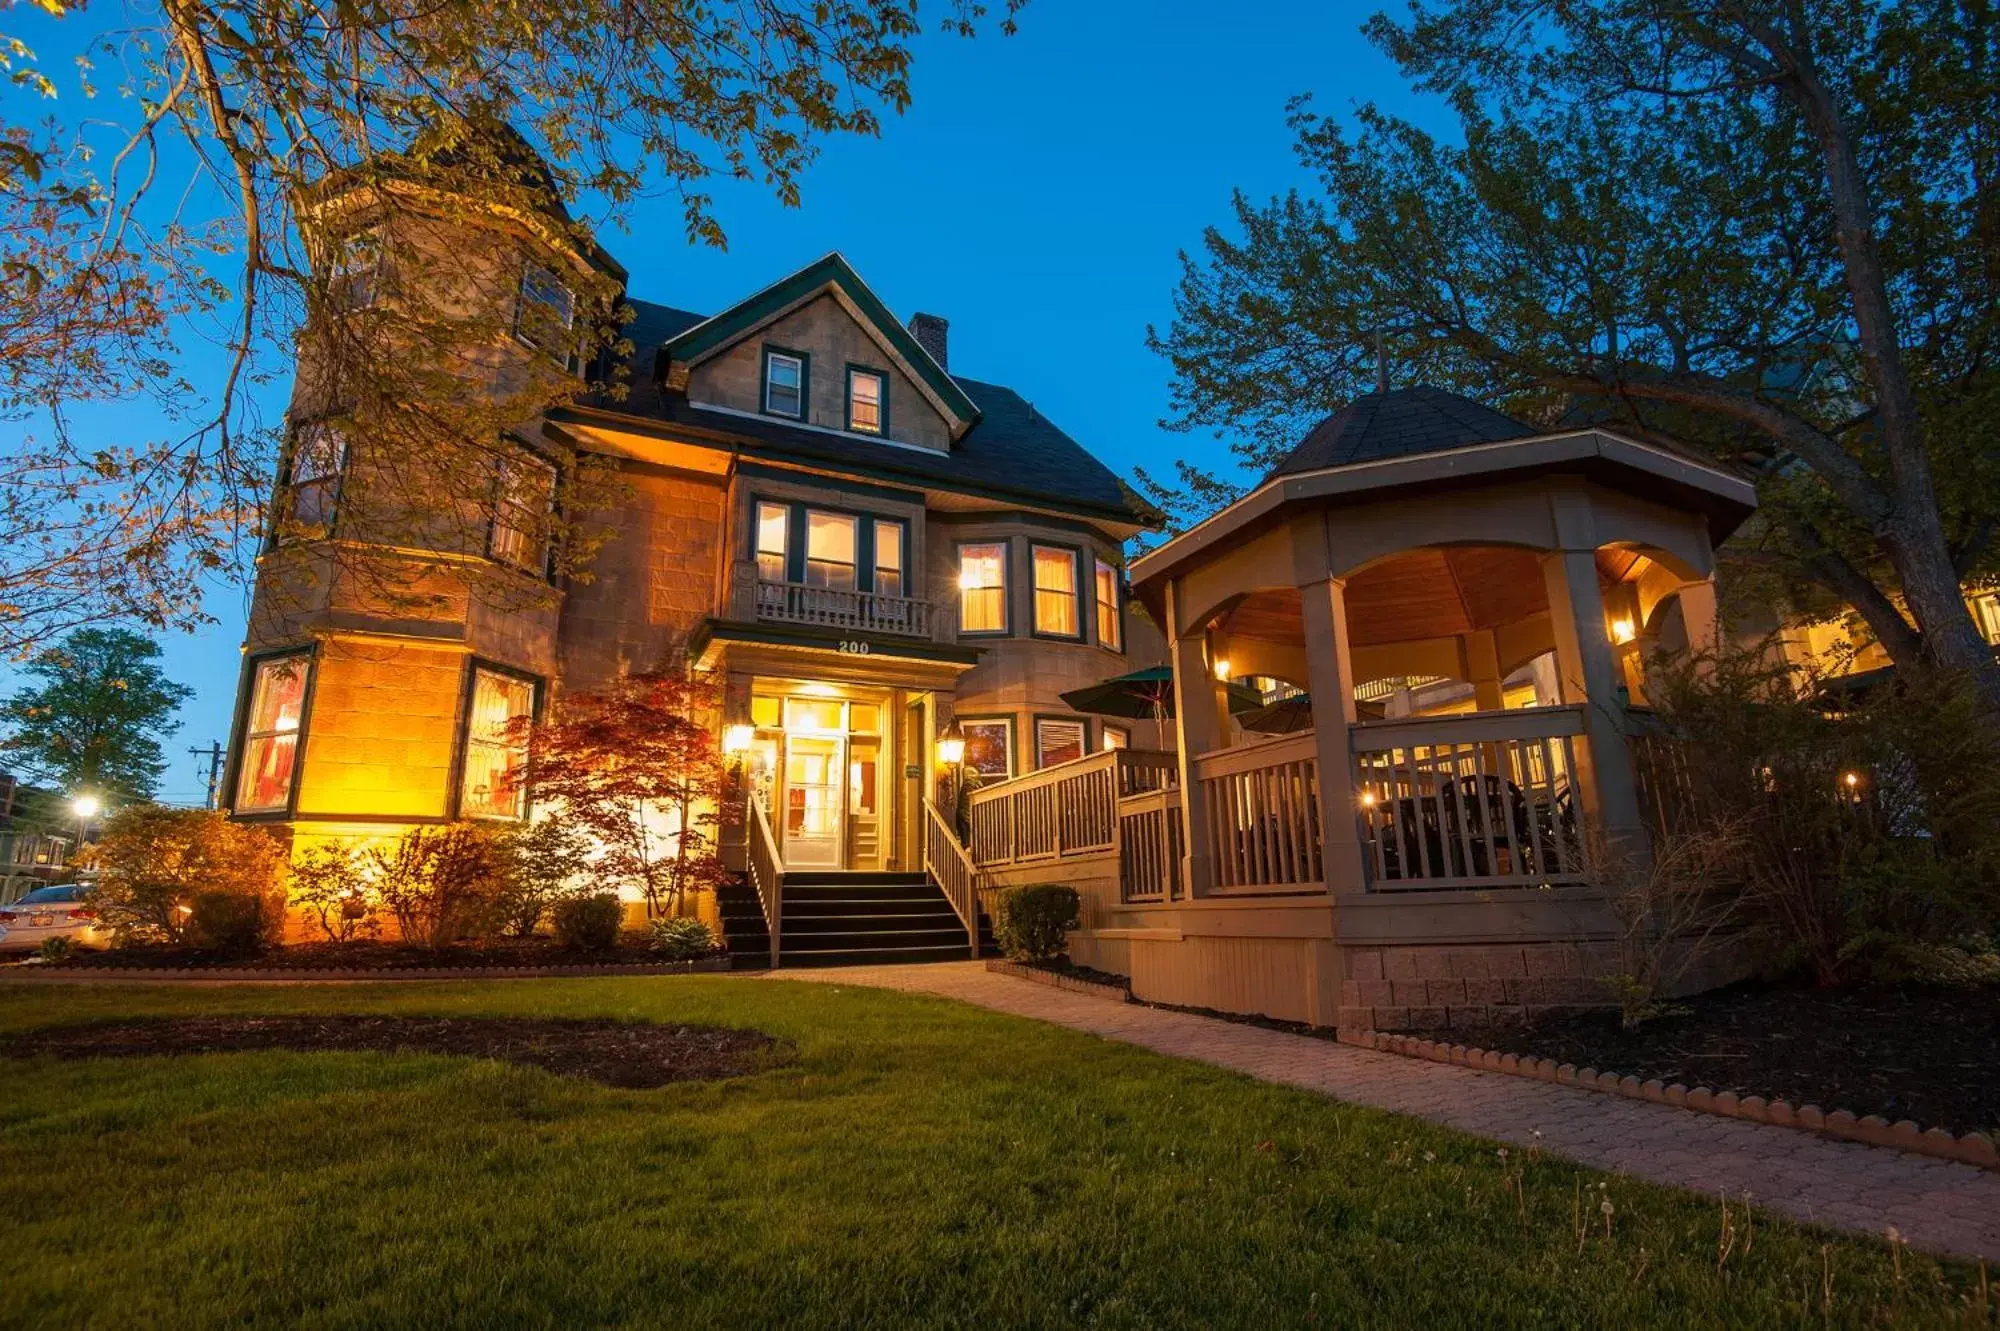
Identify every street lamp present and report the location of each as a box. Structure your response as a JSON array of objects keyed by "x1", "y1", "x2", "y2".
[{"x1": 71, "y1": 794, "x2": 102, "y2": 820}]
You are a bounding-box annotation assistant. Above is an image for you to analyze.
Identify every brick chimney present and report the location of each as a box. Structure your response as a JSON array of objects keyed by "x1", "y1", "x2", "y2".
[{"x1": 908, "y1": 312, "x2": 949, "y2": 370}]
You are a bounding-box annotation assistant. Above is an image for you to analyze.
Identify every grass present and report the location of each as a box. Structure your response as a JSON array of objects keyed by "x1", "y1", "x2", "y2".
[{"x1": 0, "y1": 976, "x2": 1990, "y2": 1329}]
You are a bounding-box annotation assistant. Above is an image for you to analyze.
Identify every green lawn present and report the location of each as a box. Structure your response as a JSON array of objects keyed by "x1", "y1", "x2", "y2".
[{"x1": 0, "y1": 977, "x2": 1987, "y2": 1329}]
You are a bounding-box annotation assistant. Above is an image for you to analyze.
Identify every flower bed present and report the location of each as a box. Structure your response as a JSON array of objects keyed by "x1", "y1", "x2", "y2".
[{"x1": 985, "y1": 957, "x2": 1131, "y2": 1003}]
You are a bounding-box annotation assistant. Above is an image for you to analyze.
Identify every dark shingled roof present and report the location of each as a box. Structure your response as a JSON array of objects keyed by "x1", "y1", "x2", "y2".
[
  {"x1": 580, "y1": 299, "x2": 1155, "y2": 525},
  {"x1": 1267, "y1": 386, "x2": 1537, "y2": 479}
]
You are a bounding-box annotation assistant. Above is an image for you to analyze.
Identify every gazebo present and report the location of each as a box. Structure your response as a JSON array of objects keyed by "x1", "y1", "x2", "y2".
[{"x1": 966, "y1": 386, "x2": 1760, "y2": 1029}]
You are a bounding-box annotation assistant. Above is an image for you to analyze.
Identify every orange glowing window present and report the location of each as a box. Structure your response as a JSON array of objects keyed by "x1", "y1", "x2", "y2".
[
  {"x1": 236, "y1": 655, "x2": 310, "y2": 812},
  {"x1": 461, "y1": 668, "x2": 536, "y2": 820}
]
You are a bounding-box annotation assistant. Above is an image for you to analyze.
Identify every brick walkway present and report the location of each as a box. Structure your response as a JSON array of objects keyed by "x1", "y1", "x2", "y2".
[{"x1": 772, "y1": 962, "x2": 2000, "y2": 1263}]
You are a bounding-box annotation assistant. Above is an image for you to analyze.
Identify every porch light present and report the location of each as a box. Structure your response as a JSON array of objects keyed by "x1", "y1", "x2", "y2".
[
  {"x1": 1842, "y1": 770, "x2": 1863, "y2": 795},
  {"x1": 71, "y1": 794, "x2": 101, "y2": 819},
  {"x1": 936, "y1": 721, "x2": 966, "y2": 769},
  {"x1": 1359, "y1": 790, "x2": 1378, "y2": 808},
  {"x1": 722, "y1": 724, "x2": 754, "y2": 756},
  {"x1": 1609, "y1": 617, "x2": 1637, "y2": 645},
  {"x1": 1213, "y1": 657, "x2": 1232, "y2": 681}
]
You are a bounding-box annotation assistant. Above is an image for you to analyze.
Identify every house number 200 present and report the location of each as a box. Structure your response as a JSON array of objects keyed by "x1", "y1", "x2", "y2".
[{"x1": 839, "y1": 640, "x2": 871, "y2": 655}]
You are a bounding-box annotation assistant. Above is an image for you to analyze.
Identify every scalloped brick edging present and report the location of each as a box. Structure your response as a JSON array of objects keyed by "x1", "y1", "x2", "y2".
[
  {"x1": 1338, "y1": 1027, "x2": 1999, "y2": 1172},
  {"x1": 985, "y1": 959, "x2": 1132, "y2": 1004},
  {"x1": 0, "y1": 957, "x2": 733, "y2": 983}
]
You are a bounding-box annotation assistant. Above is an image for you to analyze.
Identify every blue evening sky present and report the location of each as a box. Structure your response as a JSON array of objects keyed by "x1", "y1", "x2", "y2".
[{"x1": 20, "y1": 1, "x2": 1451, "y2": 804}]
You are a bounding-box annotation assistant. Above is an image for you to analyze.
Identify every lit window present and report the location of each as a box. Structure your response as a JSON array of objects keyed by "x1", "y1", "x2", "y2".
[
  {"x1": 1975, "y1": 594, "x2": 2000, "y2": 646},
  {"x1": 756, "y1": 502, "x2": 790, "y2": 583},
  {"x1": 1102, "y1": 724, "x2": 1129, "y2": 751},
  {"x1": 235, "y1": 655, "x2": 310, "y2": 813},
  {"x1": 286, "y1": 424, "x2": 346, "y2": 535},
  {"x1": 1036, "y1": 717, "x2": 1086, "y2": 768},
  {"x1": 327, "y1": 228, "x2": 382, "y2": 311},
  {"x1": 764, "y1": 350, "x2": 805, "y2": 418},
  {"x1": 1032, "y1": 545, "x2": 1080, "y2": 637},
  {"x1": 515, "y1": 262, "x2": 575, "y2": 352},
  {"x1": 961, "y1": 718, "x2": 1012, "y2": 778},
  {"x1": 460, "y1": 668, "x2": 536, "y2": 820},
  {"x1": 873, "y1": 520, "x2": 904, "y2": 599},
  {"x1": 805, "y1": 511, "x2": 857, "y2": 591},
  {"x1": 1095, "y1": 559, "x2": 1122, "y2": 650},
  {"x1": 959, "y1": 543, "x2": 1007, "y2": 633},
  {"x1": 847, "y1": 368, "x2": 885, "y2": 434},
  {"x1": 489, "y1": 451, "x2": 556, "y2": 570}
]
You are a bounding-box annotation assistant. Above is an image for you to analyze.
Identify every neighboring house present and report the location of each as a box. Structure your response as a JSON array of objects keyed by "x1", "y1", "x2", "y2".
[
  {"x1": 0, "y1": 774, "x2": 74, "y2": 906},
  {"x1": 223, "y1": 164, "x2": 1165, "y2": 954}
]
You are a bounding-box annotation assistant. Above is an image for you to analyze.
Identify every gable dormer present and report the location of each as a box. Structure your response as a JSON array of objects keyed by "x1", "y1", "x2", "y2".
[{"x1": 657, "y1": 253, "x2": 981, "y2": 453}]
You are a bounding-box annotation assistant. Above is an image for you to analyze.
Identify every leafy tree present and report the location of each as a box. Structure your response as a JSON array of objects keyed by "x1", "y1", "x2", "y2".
[
  {"x1": 524, "y1": 664, "x2": 732, "y2": 919},
  {"x1": 85, "y1": 805, "x2": 286, "y2": 944},
  {"x1": 1145, "y1": 0, "x2": 2000, "y2": 705},
  {"x1": 288, "y1": 841, "x2": 379, "y2": 943},
  {"x1": 1, "y1": 0, "x2": 1021, "y2": 655},
  {"x1": 1, "y1": 628, "x2": 193, "y2": 800},
  {"x1": 493, "y1": 816, "x2": 590, "y2": 938},
  {"x1": 368, "y1": 822, "x2": 508, "y2": 948}
]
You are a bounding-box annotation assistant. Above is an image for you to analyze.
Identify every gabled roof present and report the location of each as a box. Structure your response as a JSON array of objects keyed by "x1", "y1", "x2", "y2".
[
  {"x1": 1268, "y1": 386, "x2": 1536, "y2": 478},
  {"x1": 565, "y1": 300, "x2": 1160, "y2": 528},
  {"x1": 658, "y1": 252, "x2": 982, "y2": 429}
]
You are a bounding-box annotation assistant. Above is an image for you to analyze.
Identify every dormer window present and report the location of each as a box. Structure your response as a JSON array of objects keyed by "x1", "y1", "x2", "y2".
[
  {"x1": 516, "y1": 262, "x2": 575, "y2": 354},
  {"x1": 847, "y1": 367, "x2": 885, "y2": 434},
  {"x1": 763, "y1": 348, "x2": 806, "y2": 418}
]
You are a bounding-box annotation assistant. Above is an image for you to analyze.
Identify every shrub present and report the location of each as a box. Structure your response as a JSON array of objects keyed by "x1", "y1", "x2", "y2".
[
  {"x1": 493, "y1": 817, "x2": 589, "y2": 938},
  {"x1": 369, "y1": 824, "x2": 507, "y2": 949},
  {"x1": 184, "y1": 889, "x2": 273, "y2": 953},
  {"x1": 648, "y1": 915, "x2": 716, "y2": 960},
  {"x1": 553, "y1": 894, "x2": 623, "y2": 951},
  {"x1": 288, "y1": 842, "x2": 379, "y2": 943},
  {"x1": 992, "y1": 884, "x2": 1080, "y2": 962},
  {"x1": 86, "y1": 807, "x2": 286, "y2": 945},
  {"x1": 36, "y1": 936, "x2": 73, "y2": 964}
]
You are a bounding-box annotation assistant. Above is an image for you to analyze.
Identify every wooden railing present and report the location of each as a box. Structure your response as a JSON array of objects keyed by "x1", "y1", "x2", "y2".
[
  {"x1": 922, "y1": 799, "x2": 983, "y2": 957},
  {"x1": 746, "y1": 795, "x2": 784, "y2": 965},
  {"x1": 1191, "y1": 730, "x2": 1324, "y2": 893},
  {"x1": 1349, "y1": 706, "x2": 1588, "y2": 891},
  {"x1": 1116, "y1": 785, "x2": 1183, "y2": 903},
  {"x1": 967, "y1": 749, "x2": 1178, "y2": 869},
  {"x1": 755, "y1": 579, "x2": 931, "y2": 638}
]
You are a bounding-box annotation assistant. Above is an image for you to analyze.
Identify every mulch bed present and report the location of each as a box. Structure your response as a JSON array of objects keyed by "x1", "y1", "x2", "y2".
[
  {"x1": 0, "y1": 1016, "x2": 777, "y2": 1089},
  {"x1": 44, "y1": 940, "x2": 711, "y2": 971},
  {"x1": 1419, "y1": 983, "x2": 2000, "y2": 1137}
]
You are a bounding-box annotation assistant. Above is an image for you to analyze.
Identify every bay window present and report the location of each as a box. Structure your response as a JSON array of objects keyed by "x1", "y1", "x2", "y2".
[
  {"x1": 235, "y1": 654, "x2": 311, "y2": 813},
  {"x1": 960, "y1": 717, "x2": 1013, "y2": 779},
  {"x1": 515, "y1": 262, "x2": 575, "y2": 354},
  {"x1": 959, "y1": 542, "x2": 1008, "y2": 633},
  {"x1": 285, "y1": 423, "x2": 346, "y2": 535},
  {"x1": 460, "y1": 666, "x2": 537, "y2": 820},
  {"x1": 1035, "y1": 717, "x2": 1086, "y2": 769},
  {"x1": 873, "y1": 519, "x2": 904, "y2": 598},
  {"x1": 1095, "y1": 558, "x2": 1122, "y2": 650},
  {"x1": 489, "y1": 451, "x2": 556, "y2": 570},
  {"x1": 1032, "y1": 545, "x2": 1080, "y2": 637},
  {"x1": 756, "y1": 502, "x2": 790, "y2": 582}
]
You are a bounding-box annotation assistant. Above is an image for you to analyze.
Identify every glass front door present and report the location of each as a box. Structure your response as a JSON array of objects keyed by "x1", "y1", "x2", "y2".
[{"x1": 782, "y1": 735, "x2": 845, "y2": 869}]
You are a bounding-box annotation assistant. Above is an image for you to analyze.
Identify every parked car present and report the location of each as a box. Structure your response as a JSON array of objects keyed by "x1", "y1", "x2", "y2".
[{"x1": 0, "y1": 884, "x2": 108, "y2": 953}]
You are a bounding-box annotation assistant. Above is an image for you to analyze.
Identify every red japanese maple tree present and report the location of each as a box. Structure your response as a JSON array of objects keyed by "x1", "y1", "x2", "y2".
[{"x1": 520, "y1": 666, "x2": 735, "y2": 918}]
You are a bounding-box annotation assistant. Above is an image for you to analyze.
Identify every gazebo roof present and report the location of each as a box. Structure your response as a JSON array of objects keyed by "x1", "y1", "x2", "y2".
[{"x1": 1268, "y1": 387, "x2": 1536, "y2": 478}]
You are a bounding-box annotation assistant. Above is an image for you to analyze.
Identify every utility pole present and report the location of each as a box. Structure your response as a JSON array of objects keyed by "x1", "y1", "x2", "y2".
[{"x1": 189, "y1": 742, "x2": 225, "y2": 809}]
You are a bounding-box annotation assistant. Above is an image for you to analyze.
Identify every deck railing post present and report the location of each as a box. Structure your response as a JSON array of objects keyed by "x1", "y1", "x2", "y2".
[{"x1": 1297, "y1": 576, "x2": 1368, "y2": 895}]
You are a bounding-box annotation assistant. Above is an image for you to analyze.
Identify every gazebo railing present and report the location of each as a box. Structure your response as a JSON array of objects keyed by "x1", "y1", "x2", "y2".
[
  {"x1": 1349, "y1": 706, "x2": 1589, "y2": 891},
  {"x1": 1190, "y1": 730, "x2": 1324, "y2": 893}
]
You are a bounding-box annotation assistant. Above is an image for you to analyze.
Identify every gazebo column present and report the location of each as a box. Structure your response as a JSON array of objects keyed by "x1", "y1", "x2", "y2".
[
  {"x1": 1166, "y1": 580, "x2": 1224, "y2": 897},
  {"x1": 1462, "y1": 630, "x2": 1506, "y2": 712},
  {"x1": 1540, "y1": 548, "x2": 1647, "y2": 849},
  {"x1": 1298, "y1": 578, "x2": 1368, "y2": 894},
  {"x1": 1677, "y1": 577, "x2": 1721, "y2": 655}
]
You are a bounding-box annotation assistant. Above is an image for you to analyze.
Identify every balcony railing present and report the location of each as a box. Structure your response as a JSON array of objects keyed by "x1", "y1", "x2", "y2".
[{"x1": 755, "y1": 579, "x2": 931, "y2": 638}]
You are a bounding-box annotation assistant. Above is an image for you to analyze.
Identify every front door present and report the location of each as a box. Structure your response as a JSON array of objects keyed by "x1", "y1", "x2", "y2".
[{"x1": 782, "y1": 736, "x2": 844, "y2": 869}]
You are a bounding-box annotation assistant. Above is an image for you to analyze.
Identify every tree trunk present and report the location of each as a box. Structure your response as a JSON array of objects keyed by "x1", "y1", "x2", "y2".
[{"x1": 1884, "y1": 519, "x2": 2000, "y2": 704}]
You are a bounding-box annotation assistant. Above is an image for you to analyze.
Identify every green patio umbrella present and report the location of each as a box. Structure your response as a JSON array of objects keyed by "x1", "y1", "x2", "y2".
[
  {"x1": 1236, "y1": 692, "x2": 1388, "y2": 734},
  {"x1": 1060, "y1": 666, "x2": 1263, "y2": 721}
]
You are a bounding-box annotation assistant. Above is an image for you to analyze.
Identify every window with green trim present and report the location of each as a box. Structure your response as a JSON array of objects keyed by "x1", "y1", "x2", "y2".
[{"x1": 847, "y1": 368, "x2": 885, "y2": 434}]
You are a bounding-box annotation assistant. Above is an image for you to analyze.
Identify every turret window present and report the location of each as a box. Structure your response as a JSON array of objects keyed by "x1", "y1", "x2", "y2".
[
  {"x1": 328, "y1": 228, "x2": 383, "y2": 311},
  {"x1": 235, "y1": 654, "x2": 311, "y2": 814},
  {"x1": 460, "y1": 666, "x2": 537, "y2": 820},
  {"x1": 489, "y1": 451, "x2": 556, "y2": 571},
  {"x1": 1032, "y1": 545, "x2": 1081, "y2": 638},
  {"x1": 283, "y1": 423, "x2": 347, "y2": 537},
  {"x1": 1095, "y1": 559, "x2": 1123, "y2": 651},
  {"x1": 515, "y1": 262, "x2": 574, "y2": 353},
  {"x1": 958, "y1": 542, "x2": 1008, "y2": 634}
]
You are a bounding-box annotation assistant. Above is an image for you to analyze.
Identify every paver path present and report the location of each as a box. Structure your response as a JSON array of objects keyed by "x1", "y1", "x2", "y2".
[{"x1": 772, "y1": 961, "x2": 2000, "y2": 1263}]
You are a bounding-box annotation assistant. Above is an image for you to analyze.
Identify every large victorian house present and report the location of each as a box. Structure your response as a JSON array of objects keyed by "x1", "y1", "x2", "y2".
[{"x1": 225, "y1": 175, "x2": 1163, "y2": 955}]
